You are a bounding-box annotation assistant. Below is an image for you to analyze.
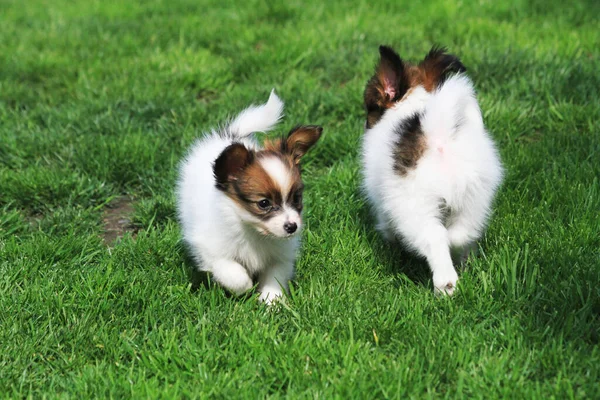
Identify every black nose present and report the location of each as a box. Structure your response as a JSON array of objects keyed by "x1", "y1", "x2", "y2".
[{"x1": 283, "y1": 222, "x2": 297, "y2": 234}]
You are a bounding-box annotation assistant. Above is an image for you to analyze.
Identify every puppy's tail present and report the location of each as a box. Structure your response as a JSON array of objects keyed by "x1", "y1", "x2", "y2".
[
  {"x1": 421, "y1": 74, "x2": 483, "y2": 139},
  {"x1": 227, "y1": 90, "x2": 284, "y2": 138}
]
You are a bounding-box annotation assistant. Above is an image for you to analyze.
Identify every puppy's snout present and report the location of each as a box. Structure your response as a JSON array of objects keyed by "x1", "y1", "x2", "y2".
[{"x1": 283, "y1": 222, "x2": 297, "y2": 234}]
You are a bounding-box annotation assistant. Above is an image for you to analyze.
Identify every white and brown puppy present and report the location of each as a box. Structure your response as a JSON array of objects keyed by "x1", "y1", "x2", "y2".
[
  {"x1": 177, "y1": 91, "x2": 322, "y2": 304},
  {"x1": 361, "y1": 46, "x2": 503, "y2": 294}
]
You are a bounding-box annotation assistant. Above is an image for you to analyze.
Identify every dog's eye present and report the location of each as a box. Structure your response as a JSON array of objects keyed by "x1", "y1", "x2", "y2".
[{"x1": 257, "y1": 199, "x2": 271, "y2": 211}]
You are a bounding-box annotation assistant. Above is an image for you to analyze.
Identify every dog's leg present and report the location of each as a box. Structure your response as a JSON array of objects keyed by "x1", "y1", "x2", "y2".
[
  {"x1": 375, "y1": 210, "x2": 395, "y2": 242},
  {"x1": 257, "y1": 261, "x2": 294, "y2": 305},
  {"x1": 392, "y1": 205, "x2": 458, "y2": 295},
  {"x1": 447, "y1": 197, "x2": 491, "y2": 264},
  {"x1": 210, "y1": 259, "x2": 253, "y2": 295},
  {"x1": 419, "y1": 224, "x2": 458, "y2": 295}
]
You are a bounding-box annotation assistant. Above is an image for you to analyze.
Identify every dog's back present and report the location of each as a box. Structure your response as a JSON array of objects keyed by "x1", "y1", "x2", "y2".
[{"x1": 361, "y1": 45, "x2": 503, "y2": 294}]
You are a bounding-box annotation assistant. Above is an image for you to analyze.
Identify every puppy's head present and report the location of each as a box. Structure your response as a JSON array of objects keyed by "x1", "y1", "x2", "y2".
[
  {"x1": 364, "y1": 45, "x2": 466, "y2": 128},
  {"x1": 213, "y1": 125, "x2": 322, "y2": 238}
]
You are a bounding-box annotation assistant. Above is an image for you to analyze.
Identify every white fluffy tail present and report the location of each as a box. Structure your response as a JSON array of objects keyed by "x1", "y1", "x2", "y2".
[
  {"x1": 227, "y1": 90, "x2": 284, "y2": 138},
  {"x1": 421, "y1": 75, "x2": 483, "y2": 138}
]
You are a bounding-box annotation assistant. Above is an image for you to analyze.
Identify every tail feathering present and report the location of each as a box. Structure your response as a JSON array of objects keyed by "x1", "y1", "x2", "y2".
[
  {"x1": 421, "y1": 75, "x2": 482, "y2": 138},
  {"x1": 227, "y1": 89, "x2": 284, "y2": 138}
]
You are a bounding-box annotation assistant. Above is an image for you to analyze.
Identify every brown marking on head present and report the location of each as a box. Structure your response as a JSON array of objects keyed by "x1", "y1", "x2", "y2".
[
  {"x1": 213, "y1": 125, "x2": 322, "y2": 231},
  {"x1": 261, "y1": 125, "x2": 321, "y2": 212},
  {"x1": 364, "y1": 46, "x2": 466, "y2": 128},
  {"x1": 393, "y1": 113, "x2": 427, "y2": 176},
  {"x1": 231, "y1": 160, "x2": 283, "y2": 217},
  {"x1": 213, "y1": 143, "x2": 254, "y2": 190},
  {"x1": 212, "y1": 143, "x2": 275, "y2": 218},
  {"x1": 286, "y1": 178, "x2": 304, "y2": 212}
]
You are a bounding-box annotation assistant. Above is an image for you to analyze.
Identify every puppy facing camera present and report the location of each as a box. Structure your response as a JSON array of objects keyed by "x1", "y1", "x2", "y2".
[{"x1": 177, "y1": 91, "x2": 322, "y2": 304}]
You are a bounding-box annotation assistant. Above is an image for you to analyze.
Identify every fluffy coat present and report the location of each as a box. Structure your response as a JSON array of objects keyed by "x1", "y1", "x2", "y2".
[
  {"x1": 177, "y1": 91, "x2": 321, "y2": 303},
  {"x1": 361, "y1": 46, "x2": 503, "y2": 294}
]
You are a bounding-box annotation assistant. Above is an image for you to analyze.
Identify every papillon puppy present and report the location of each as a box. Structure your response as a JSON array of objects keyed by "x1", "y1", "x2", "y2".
[
  {"x1": 177, "y1": 91, "x2": 322, "y2": 304},
  {"x1": 361, "y1": 46, "x2": 503, "y2": 294}
]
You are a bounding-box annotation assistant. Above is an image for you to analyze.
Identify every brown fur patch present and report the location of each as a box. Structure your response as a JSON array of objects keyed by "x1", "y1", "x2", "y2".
[
  {"x1": 286, "y1": 125, "x2": 323, "y2": 163},
  {"x1": 364, "y1": 46, "x2": 410, "y2": 128},
  {"x1": 364, "y1": 46, "x2": 466, "y2": 128},
  {"x1": 261, "y1": 155, "x2": 305, "y2": 213},
  {"x1": 214, "y1": 125, "x2": 321, "y2": 221},
  {"x1": 393, "y1": 114, "x2": 427, "y2": 176},
  {"x1": 214, "y1": 148, "x2": 303, "y2": 219},
  {"x1": 418, "y1": 46, "x2": 466, "y2": 91},
  {"x1": 231, "y1": 160, "x2": 283, "y2": 217},
  {"x1": 213, "y1": 143, "x2": 254, "y2": 190},
  {"x1": 263, "y1": 139, "x2": 288, "y2": 155},
  {"x1": 286, "y1": 179, "x2": 304, "y2": 212},
  {"x1": 265, "y1": 125, "x2": 323, "y2": 164}
]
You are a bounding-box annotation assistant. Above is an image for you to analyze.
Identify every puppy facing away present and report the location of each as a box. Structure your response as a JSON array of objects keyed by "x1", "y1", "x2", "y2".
[
  {"x1": 177, "y1": 91, "x2": 322, "y2": 304},
  {"x1": 361, "y1": 46, "x2": 503, "y2": 295}
]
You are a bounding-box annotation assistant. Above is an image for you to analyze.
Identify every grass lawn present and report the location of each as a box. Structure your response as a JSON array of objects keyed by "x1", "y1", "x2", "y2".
[{"x1": 1, "y1": 0, "x2": 599, "y2": 397}]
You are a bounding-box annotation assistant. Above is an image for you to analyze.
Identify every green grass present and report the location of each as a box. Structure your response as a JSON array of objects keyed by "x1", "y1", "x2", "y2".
[{"x1": 1, "y1": 0, "x2": 599, "y2": 397}]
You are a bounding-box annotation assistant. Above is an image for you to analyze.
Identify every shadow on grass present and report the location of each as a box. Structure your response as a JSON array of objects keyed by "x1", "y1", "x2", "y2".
[
  {"x1": 353, "y1": 194, "x2": 432, "y2": 290},
  {"x1": 180, "y1": 243, "x2": 210, "y2": 293},
  {"x1": 521, "y1": 248, "x2": 600, "y2": 345},
  {"x1": 357, "y1": 195, "x2": 600, "y2": 344}
]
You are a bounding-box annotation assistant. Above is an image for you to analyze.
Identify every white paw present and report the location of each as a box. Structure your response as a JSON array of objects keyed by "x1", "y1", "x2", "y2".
[
  {"x1": 225, "y1": 273, "x2": 253, "y2": 296},
  {"x1": 258, "y1": 288, "x2": 284, "y2": 305},
  {"x1": 433, "y1": 269, "x2": 459, "y2": 296}
]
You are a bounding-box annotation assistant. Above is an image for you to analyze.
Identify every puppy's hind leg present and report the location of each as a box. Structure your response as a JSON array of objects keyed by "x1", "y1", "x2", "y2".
[
  {"x1": 392, "y1": 204, "x2": 458, "y2": 295},
  {"x1": 446, "y1": 198, "x2": 491, "y2": 265},
  {"x1": 375, "y1": 209, "x2": 396, "y2": 242}
]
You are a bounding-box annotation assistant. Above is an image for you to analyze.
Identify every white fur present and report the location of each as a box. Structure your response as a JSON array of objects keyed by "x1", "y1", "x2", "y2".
[
  {"x1": 177, "y1": 91, "x2": 300, "y2": 305},
  {"x1": 228, "y1": 90, "x2": 284, "y2": 137},
  {"x1": 260, "y1": 156, "x2": 293, "y2": 195},
  {"x1": 361, "y1": 75, "x2": 503, "y2": 294},
  {"x1": 258, "y1": 156, "x2": 302, "y2": 238}
]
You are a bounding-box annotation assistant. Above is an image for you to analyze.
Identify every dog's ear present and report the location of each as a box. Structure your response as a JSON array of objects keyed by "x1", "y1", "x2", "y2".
[
  {"x1": 284, "y1": 125, "x2": 323, "y2": 164},
  {"x1": 364, "y1": 45, "x2": 410, "y2": 128},
  {"x1": 420, "y1": 46, "x2": 466, "y2": 89},
  {"x1": 375, "y1": 46, "x2": 408, "y2": 101},
  {"x1": 213, "y1": 143, "x2": 253, "y2": 189}
]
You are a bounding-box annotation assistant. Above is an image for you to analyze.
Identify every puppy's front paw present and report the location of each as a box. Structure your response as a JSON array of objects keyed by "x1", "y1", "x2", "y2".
[
  {"x1": 258, "y1": 288, "x2": 284, "y2": 305},
  {"x1": 433, "y1": 269, "x2": 459, "y2": 296},
  {"x1": 211, "y1": 259, "x2": 254, "y2": 296},
  {"x1": 226, "y1": 273, "x2": 254, "y2": 296}
]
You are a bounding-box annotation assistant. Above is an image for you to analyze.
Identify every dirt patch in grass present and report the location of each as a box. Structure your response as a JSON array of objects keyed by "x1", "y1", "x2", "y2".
[{"x1": 103, "y1": 196, "x2": 137, "y2": 246}]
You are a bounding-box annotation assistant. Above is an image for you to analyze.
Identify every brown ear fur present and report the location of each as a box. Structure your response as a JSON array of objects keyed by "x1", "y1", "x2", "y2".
[
  {"x1": 419, "y1": 46, "x2": 466, "y2": 91},
  {"x1": 213, "y1": 143, "x2": 254, "y2": 189},
  {"x1": 285, "y1": 125, "x2": 323, "y2": 163},
  {"x1": 364, "y1": 46, "x2": 410, "y2": 128}
]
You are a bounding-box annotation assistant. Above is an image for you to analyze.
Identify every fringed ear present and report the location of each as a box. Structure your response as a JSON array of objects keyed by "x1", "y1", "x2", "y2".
[
  {"x1": 285, "y1": 125, "x2": 323, "y2": 164},
  {"x1": 376, "y1": 46, "x2": 408, "y2": 101},
  {"x1": 213, "y1": 143, "x2": 253, "y2": 189},
  {"x1": 364, "y1": 45, "x2": 410, "y2": 128},
  {"x1": 419, "y1": 46, "x2": 466, "y2": 88}
]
